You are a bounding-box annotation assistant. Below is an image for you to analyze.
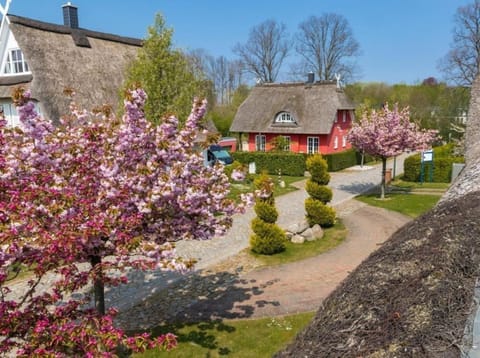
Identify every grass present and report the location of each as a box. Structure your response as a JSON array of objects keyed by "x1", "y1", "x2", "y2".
[
  {"x1": 392, "y1": 179, "x2": 451, "y2": 190},
  {"x1": 228, "y1": 175, "x2": 304, "y2": 201},
  {"x1": 355, "y1": 192, "x2": 442, "y2": 218},
  {"x1": 135, "y1": 312, "x2": 315, "y2": 358},
  {"x1": 252, "y1": 220, "x2": 347, "y2": 266}
]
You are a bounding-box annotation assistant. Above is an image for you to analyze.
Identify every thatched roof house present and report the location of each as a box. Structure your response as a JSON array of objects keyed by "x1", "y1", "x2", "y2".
[
  {"x1": 230, "y1": 79, "x2": 355, "y2": 154},
  {"x1": 0, "y1": 3, "x2": 142, "y2": 125}
]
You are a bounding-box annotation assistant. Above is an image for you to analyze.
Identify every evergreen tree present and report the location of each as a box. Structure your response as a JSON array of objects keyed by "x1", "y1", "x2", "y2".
[{"x1": 125, "y1": 13, "x2": 206, "y2": 123}]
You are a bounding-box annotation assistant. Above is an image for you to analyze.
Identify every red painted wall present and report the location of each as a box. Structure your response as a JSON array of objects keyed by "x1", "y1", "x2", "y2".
[{"x1": 247, "y1": 110, "x2": 353, "y2": 154}]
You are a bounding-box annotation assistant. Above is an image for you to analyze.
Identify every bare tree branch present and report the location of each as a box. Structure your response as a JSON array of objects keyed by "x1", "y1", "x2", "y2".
[
  {"x1": 295, "y1": 13, "x2": 360, "y2": 82},
  {"x1": 438, "y1": 0, "x2": 480, "y2": 86},
  {"x1": 234, "y1": 19, "x2": 290, "y2": 83}
]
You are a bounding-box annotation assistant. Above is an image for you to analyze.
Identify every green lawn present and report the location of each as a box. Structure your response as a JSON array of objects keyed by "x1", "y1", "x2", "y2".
[
  {"x1": 228, "y1": 175, "x2": 304, "y2": 201},
  {"x1": 355, "y1": 192, "x2": 442, "y2": 218},
  {"x1": 392, "y1": 179, "x2": 451, "y2": 190},
  {"x1": 135, "y1": 312, "x2": 315, "y2": 358}
]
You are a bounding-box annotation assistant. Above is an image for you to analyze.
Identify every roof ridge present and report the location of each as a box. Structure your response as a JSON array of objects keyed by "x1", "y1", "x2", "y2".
[
  {"x1": 257, "y1": 80, "x2": 337, "y2": 88},
  {"x1": 8, "y1": 14, "x2": 142, "y2": 47}
]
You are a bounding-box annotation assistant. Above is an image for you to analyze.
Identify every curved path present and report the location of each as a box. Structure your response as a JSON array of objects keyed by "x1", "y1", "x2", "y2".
[{"x1": 117, "y1": 200, "x2": 411, "y2": 330}]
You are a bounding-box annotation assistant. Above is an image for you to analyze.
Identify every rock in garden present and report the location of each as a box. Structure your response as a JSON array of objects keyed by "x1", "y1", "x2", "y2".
[
  {"x1": 302, "y1": 228, "x2": 316, "y2": 241},
  {"x1": 286, "y1": 219, "x2": 310, "y2": 234},
  {"x1": 291, "y1": 234, "x2": 305, "y2": 244},
  {"x1": 311, "y1": 224, "x2": 324, "y2": 239}
]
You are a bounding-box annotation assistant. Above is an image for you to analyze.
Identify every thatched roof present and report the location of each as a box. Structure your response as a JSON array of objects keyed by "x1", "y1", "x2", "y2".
[
  {"x1": 0, "y1": 14, "x2": 142, "y2": 122},
  {"x1": 275, "y1": 77, "x2": 480, "y2": 356},
  {"x1": 230, "y1": 81, "x2": 355, "y2": 134}
]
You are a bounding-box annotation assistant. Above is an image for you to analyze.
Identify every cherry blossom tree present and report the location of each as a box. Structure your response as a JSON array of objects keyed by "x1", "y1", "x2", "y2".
[
  {"x1": 348, "y1": 104, "x2": 438, "y2": 199},
  {"x1": 0, "y1": 86, "x2": 250, "y2": 356}
]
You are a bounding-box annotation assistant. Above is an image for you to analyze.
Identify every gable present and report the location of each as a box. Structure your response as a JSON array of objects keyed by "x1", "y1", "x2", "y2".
[
  {"x1": 0, "y1": 18, "x2": 30, "y2": 77},
  {"x1": 0, "y1": 14, "x2": 141, "y2": 123}
]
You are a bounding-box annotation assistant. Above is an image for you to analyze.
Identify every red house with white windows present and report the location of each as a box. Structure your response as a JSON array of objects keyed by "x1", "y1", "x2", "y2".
[{"x1": 230, "y1": 78, "x2": 355, "y2": 155}]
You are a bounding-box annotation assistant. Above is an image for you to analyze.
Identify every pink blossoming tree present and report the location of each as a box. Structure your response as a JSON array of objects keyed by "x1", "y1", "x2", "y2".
[
  {"x1": 0, "y1": 86, "x2": 249, "y2": 356},
  {"x1": 348, "y1": 104, "x2": 438, "y2": 199}
]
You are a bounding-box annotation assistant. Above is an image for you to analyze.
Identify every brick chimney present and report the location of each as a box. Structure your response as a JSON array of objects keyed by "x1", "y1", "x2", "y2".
[{"x1": 62, "y1": 2, "x2": 79, "y2": 29}]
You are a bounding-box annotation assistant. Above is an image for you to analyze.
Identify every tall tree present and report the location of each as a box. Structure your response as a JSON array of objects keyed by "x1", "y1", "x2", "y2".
[
  {"x1": 295, "y1": 13, "x2": 360, "y2": 82},
  {"x1": 125, "y1": 13, "x2": 205, "y2": 123},
  {"x1": 234, "y1": 19, "x2": 290, "y2": 83},
  {"x1": 439, "y1": 0, "x2": 480, "y2": 86},
  {"x1": 348, "y1": 104, "x2": 438, "y2": 199},
  {"x1": 0, "y1": 87, "x2": 250, "y2": 355}
]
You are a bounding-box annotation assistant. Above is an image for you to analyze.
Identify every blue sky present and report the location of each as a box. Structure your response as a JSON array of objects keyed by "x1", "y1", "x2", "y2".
[{"x1": 6, "y1": 0, "x2": 473, "y2": 84}]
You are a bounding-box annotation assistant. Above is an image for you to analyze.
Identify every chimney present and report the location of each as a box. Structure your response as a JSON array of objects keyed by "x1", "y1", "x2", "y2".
[
  {"x1": 306, "y1": 72, "x2": 315, "y2": 84},
  {"x1": 62, "y1": 2, "x2": 79, "y2": 29}
]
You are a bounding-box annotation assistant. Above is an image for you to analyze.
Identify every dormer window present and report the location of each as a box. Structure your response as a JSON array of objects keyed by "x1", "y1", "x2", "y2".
[
  {"x1": 275, "y1": 111, "x2": 295, "y2": 124},
  {"x1": 3, "y1": 49, "x2": 29, "y2": 74}
]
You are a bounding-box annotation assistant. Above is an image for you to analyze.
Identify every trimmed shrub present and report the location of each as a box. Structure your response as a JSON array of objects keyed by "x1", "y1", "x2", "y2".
[
  {"x1": 232, "y1": 151, "x2": 306, "y2": 176},
  {"x1": 250, "y1": 172, "x2": 285, "y2": 255},
  {"x1": 403, "y1": 150, "x2": 465, "y2": 183},
  {"x1": 323, "y1": 149, "x2": 356, "y2": 172},
  {"x1": 305, "y1": 180, "x2": 333, "y2": 204},
  {"x1": 305, "y1": 198, "x2": 336, "y2": 227},
  {"x1": 250, "y1": 226, "x2": 287, "y2": 255},
  {"x1": 254, "y1": 202, "x2": 278, "y2": 223},
  {"x1": 306, "y1": 155, "x2": 330, "y2": 184}
]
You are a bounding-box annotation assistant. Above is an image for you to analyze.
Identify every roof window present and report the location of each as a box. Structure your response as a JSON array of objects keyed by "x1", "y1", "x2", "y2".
[{"x1": 275, "y1": 111, "x2": 296, "y2": 124}]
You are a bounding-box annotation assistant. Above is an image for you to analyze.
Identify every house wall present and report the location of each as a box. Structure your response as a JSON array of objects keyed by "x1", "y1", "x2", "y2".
[{"x1": 247, "y1": 110, "x2": 354, "y2": 155}]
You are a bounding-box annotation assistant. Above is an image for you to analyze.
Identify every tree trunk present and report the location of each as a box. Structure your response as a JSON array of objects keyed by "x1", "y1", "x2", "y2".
[
  {"x1": 90, "y1": 255, "x2": 105, "y2": 316},
  {"x1": 380, "y1": 157, "x2": 387, "y2": 199}
]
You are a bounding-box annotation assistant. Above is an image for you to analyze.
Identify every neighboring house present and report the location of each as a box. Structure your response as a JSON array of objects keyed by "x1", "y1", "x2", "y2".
[
  {"x1": 230, "y1": 77, "x2": 355, "y2": 155},
  {"x1": 0, "y1": 2, "x2": 142, "y2": 126}
]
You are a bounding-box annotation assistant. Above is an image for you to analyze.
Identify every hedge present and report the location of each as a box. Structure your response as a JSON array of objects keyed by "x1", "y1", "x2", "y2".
[
  {"x1": 403, "y1": 145, "x2": 465, "y2": 183},
  {"x1": 232, "y1": 149, "x2": 376, "y2": 175},
  {"x1": 232, "y1": 152, "x2": 306, "y2": 176},
  {"x1": 323, "y1": 149, "x2": 376, "y2": 172}
]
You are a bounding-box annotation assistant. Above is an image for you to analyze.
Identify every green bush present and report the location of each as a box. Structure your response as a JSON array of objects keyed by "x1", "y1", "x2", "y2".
[
  {"x1": 323, "y1": 150, "x2": 356, "y2": 172},
  {"x1": 305, "y1": 198, "x2": 336, "y2": 227},
  {"x1": 306, "y1": 155, "x2": 330, "y2": 184},
  {"x1": 403, "y1": 151, "x2": 465, "y2": 183},
  {"x1": 254, "y1": 202, "x2": 278, "y2": 223},
  {"x1": 249, "y1": 225, "x2": 287, "y2": 255},
  {"x1": 232, "y1": 151, "x2": 306, "y2": 176},
  {"x1": 305, "y1": 180, "x2": 333, "y2": 204}
]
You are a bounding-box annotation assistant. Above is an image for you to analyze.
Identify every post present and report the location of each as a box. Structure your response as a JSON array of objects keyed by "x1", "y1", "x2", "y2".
[{"x1": 393, "y1": 156, "x2": 396, "y2": 180}]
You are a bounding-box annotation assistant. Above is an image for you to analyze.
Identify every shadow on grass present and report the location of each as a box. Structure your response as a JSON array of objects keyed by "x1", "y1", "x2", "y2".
[{"x1": 122, "y1": 269, "x2": 282, "y2": 353}]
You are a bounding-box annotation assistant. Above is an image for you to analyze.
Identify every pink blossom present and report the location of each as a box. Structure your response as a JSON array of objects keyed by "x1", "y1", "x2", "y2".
[{"x1": 0, "y1": 85, "x2": 250, "y2": 355}]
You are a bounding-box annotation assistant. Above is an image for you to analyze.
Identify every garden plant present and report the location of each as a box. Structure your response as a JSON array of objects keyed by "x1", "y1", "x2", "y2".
[
  {"x1": 305, "y1": 154, "x2": 336, "y2": 227},
  {"x1": 0, "y1": 87, "x2": 251, "y2": 356},
  {"x1": 250, "y1": 173, "x2": 287, "y2": 255}
]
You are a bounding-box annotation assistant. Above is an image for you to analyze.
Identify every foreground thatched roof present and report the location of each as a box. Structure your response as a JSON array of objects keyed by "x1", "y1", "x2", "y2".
[
  {"x1": 275, "y1": 78, "x2": 480, "y2": 356},
  {"x1": 0, "y1": 14, "x2": 141, "y2": 121},
  {"x1": 230, "y1": 81, "x2": 355, "y2": 134}
]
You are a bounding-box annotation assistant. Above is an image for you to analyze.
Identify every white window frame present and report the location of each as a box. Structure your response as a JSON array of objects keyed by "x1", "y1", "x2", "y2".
[
  {"x1": 3, "y1": 49, "x2": 29, "y2": 74},
  {"x1": 334, "y1": 136, "x2": 339, "y2": 149},
  {"x1": 342, "y1": 111, "x2": 347, "y2": 122},
  {"x1": 342, "y1": 135, "x2": 347, "y2": 148},
  {"x1": 283, "y1": 136, "x2": 291, "y2": 151},
  {"x1": 275, "y1": 111, "x2": 295, "y2": 124},
  {"x1": 255, "y1": 134, "x2": 266, "y2": 152},
  {"x1": 307, "y1": 136, "x2": 319, "y2": 154}
]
